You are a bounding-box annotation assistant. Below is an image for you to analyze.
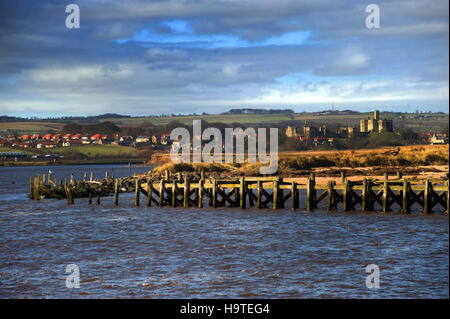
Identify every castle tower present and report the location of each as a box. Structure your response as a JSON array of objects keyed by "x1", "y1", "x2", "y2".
[{"x1": 374, "y1": 110, "x2": 379, "y2": 121}]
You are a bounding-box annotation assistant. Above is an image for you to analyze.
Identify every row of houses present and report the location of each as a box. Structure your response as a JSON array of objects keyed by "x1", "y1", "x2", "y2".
[{"x1": 0, "y1": 132, "x2": 173, "y2": 150}]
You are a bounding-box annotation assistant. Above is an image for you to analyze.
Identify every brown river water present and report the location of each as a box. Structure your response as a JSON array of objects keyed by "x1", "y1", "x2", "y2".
[{"x1": 0, "y1": 165, "x2": 448, "y2": 298}]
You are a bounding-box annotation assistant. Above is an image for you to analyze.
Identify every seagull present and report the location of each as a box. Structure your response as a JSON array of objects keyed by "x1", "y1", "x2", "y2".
[{"x1": 48, "y1": 170, "x2": 52, "y2": 174}]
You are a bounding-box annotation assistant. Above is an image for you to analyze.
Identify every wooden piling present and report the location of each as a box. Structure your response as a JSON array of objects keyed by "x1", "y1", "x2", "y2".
[
  {"x1": 90, "y1": 171, "x2": 93, "y2": 181},
  {"x1": 212, "y1": 179, "x2": 217, "y2": 208},
  {"x1": 423, "y1": 178, "x2": 431, "y2": 214},
  {"x1": 382, "y1": 180, "x2": 389, "y2": 212},
  {"x1": 306, "y1": 177, "x2": 314, "y2": 211},
  {"x1": 362, "y1": 178, "x2": 368, "y2": 212},
  {"x1": 239, "y1": 177, "x2": 246, "y2": 209},
  {"x1": 135, "y1": 179, "x2": 140, "y2": 206},
  {"x1": 198, "y1": 179, "x2": 204, "y2": 208},
  {"x1": 70, "y1": 173, "x2": 74, "y2": 185},
  {"x1": 343, "y1": 178, "x2": 350, "y2": 211},
  {"x1": 256, "y1": 180, "x2": 262, "y2": 209},
  {"x1": 402, "y1": 179, "x2": 410, "y2": 214},
  {"x1": 66, "y1": 185, "x2": 74, "y2": 205},
  {"x1": 273, "y1": 179, "x2": 279, "y2": 210},
  {"x1": 396, "y1": 171, "x2": 402, "y2": 179},
  {"x1": 159, "y1": 180, "x2": 164, "y2": 207},
  {"x1": 171, "y1": 181, "x2": 177, "y2": 207},
  {"x1": 341, "y1": 171, "x2": 346, "y2": 183},
  {"x1": 291, "y1": 181, "x2": 298, "y2": 210},
  {"x1": 88, "y1": 190, "x2": 92, "y2": 205},
  {"x1": 114, "y1": 179, "x2": 119, "y2": 206},
  {"x1": 33, "y1": 176, "x2": 40, "y2": 200},
  {"x1": 183, "y1": 177, "x2": 190, "y2": 208},
  {"x1": 446, "y1": 180, "x2": 449, "y2": 215},
  {"x1": 147, "y1": 180, "x2": 152, "y2": 207},
  {"x1": 29, "y1": 176, "x2": 34, "y2": 199},
  {"x1": 327, "y1": 180, "x2": 334, "y2": 211}
]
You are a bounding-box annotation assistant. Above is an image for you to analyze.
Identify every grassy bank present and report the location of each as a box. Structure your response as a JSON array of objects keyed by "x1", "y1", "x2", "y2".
[
  {"x1": 151, "y1": 145, "x2": 449, "y2": 175},
  {"x1": 0, "y1": 144, "x2": 149, "y2": 166}
]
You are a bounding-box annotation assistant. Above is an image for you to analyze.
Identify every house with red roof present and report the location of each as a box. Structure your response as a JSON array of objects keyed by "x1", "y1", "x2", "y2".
[
  {"x1": 20, "y1": 134, "x2": 31, "y2": 140},
  {"x1": 90, "y1": 133, "x2": 102, "y2": 140}
]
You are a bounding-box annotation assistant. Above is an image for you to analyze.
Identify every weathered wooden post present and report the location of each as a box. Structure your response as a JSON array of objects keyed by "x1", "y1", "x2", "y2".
[
  {"x1": 423, "y1": 178, "x2": 431, "y2": 214},
  {"x1": 164, "y1": 170, "x2": 169, "y2": 181},
  {"x1": 90, "y1": 171, "x2": 93, "y2": 181},
  {"x1": 70, "y1": 173, "x2": 74, "y2": 185},
  {"x1": 343, "y1": 178, "x2": 350, "y2": 211},
  {"x1": 96, "y1": 194, "x2": 101, "y2": 205},
  {"x1": 396, "y1": 171, "x2": 402, "y2": 179},
  {"x1": 159, "y1": 180, "x2": 165, "y2": 207},
  {"x1": 42, "y1": 174, "x2": 46, "y2": 185},
  {"x1": 67, "y1": 185, "x2": 74, "y2": 205},
  {"x1": 446, "y1": 180, "x2": 449, "y2": 216},
  {"x1": 234, "y1": 186, "x2": 240, "y2": 208},
  {"x1": 341, "y1": 171, "x2": 346, "y2": 184},
  {"x1": 311, "y1": 173, "x2": 316, "y2": 209},
  {"x1": 273, "y1": 179, "x2": 279, "y2": 210},
  {"x1": 135, "y1": 179, "x2": 140, "y2": 206},
  {"x1": 362, "y1": 178, "x2": 368, "y2": 212},
  {"x1": 29, "y1": 176, "x2": 34, "y2": 199},
  {"x1": 256, "y1": 180, "x2": 262, "y2": 209},
  {"x1": 88, "y1": 190, "x2": 92, "y2": 205},
  {"x1": 290, "y1": 181, "x2": 298, "y2": 211},
  {"x1": 382, "y1": 180, "x2": 389, "y2": 212},
  {"x1": 239, "y1": 177, "x2": 246, "y2": 209},
  {"x1": 171, "y1": 181, "x2": 177, "y2": 207},
  {"x1": 183, "y1": 177, "x2": 190, "y2": 208},
  {"x1": 114, "y1": 179, "x2": 119, "y2": 206},
  {"x1": 306, "y1": 177, "x2": 314, "y2": 211},
  {"x1": 212, "y1": 179, "x2": 217, "y2": 208},
  {"x1": 327, "y1": 180, "x2": 334, "y2": 211},
  {"x1": 402, "y1": 179, "x2": 410, "y2": 214},
  {"x1": 200, "y1": 169, "x2": 205, "y2": 180},
  {"x1": 198, "y1": 179, "x2": 204, "y2": 208},
  {"x1": 384, "y1": 172, "x2": 389, "y2": 180},
  {"x1": 34, "y1": 176, "x2": 40, "y2": 200},
  {"x1": 105, "y1": 171, "x2": 109, "y2": 180},
  {"x1": 147, "y1": 180, "x2": 152, "y2": 207}
]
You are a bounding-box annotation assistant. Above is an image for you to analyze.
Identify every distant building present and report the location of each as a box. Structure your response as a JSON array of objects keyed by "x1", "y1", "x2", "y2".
[
  {"x1": 303, "y1": 124, "x2": 318, "y2": 139},
  {"x1": 430, "y1": 133, "x2": 448, "y2": 144},
  {"x1": 136, "y1": 136, "x2": 150, "y2": 143},
  {"x1": 360, "y1": 110, "x2": 393, "y2": 133},
  {"x1": 286, "y1": 126, "x2": 298, "y2": 138}
]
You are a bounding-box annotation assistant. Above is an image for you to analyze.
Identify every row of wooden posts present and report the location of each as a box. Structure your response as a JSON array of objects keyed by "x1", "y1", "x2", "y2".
[{"x1": 30, "y1": 170, "x2": 449, "y2": 214}]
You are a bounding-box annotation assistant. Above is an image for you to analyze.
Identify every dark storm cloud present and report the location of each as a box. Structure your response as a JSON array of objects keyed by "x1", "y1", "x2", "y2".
[{"x1": 0, "y1": 0, "x2": 448, "y2": 116}]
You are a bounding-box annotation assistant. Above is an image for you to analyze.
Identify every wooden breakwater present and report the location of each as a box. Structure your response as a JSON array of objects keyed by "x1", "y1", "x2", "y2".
[{"x1": 29, "y1": 170, "x2": 449, "y2": 215}]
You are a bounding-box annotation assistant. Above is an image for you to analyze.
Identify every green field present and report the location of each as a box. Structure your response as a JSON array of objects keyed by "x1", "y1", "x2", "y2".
[
  {"x1": 0, "y1": 146, "x2": 38, "y2": 155},
  {"x1": 99, "y1": 114, "x2": 295, "y2": 126},
  {"x1": 1, "y1": 145, "x2": 148, "y2": 163},
  {"x1": 48, "y1": 145, "x2": 143, "y2": 158},
  {"x1": 0, "y1": 122, "x2": 63, "y2": 133}
]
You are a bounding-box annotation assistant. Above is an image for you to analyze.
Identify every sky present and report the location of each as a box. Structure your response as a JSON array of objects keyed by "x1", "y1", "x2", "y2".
[{"x1": 0, "y1": 0, "x2": 448, "y2": 117}]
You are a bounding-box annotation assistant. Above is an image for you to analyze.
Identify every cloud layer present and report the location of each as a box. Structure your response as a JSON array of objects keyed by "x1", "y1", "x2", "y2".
[{"x1": 0, "y1": 0, "x2": 448, "y2": 116}]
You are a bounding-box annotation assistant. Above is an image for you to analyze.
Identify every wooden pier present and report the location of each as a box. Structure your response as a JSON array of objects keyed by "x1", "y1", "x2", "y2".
[{"x1": 29, "y1": 171, "x2": 449, "y2": 215}]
